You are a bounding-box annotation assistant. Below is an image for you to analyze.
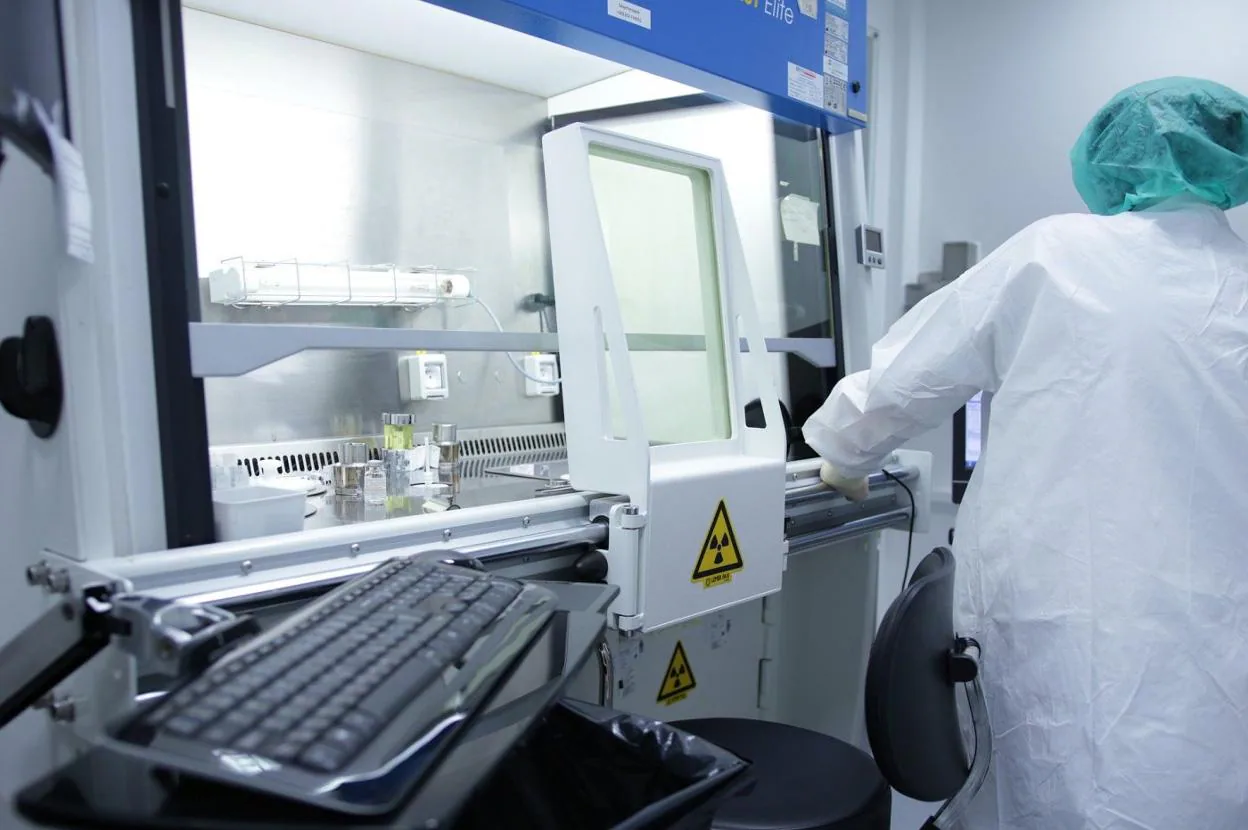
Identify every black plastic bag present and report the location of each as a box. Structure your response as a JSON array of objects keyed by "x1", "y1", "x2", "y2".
[{"x1": 455, "y1": 700, "x2": 752, "y2": 830}]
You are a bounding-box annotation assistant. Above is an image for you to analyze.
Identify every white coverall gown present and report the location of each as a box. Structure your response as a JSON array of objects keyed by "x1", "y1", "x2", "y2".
[{"x1": 804, "y1": 203, "x2": 1248, "y2": 829}]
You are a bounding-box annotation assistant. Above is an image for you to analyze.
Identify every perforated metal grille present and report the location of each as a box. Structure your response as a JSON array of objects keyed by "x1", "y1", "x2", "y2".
[
  {"x1": 217, "y1": 425, "x2": 567, "y2": 478},
  {"x1": 238, "y1": 447, "x2": 383, "y2": 478},
  {"x1": 459, "y1": 431, "x2": 566, "y2": 458}
]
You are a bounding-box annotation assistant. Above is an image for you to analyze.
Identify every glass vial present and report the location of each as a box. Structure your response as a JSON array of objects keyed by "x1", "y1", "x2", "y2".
[
  {"x1": 433, "y1": 423, "x2": 460, "y2": 496},
  {"x1": 383, "y1": 448, "x2": 411, "y2": 495},
  {"x1": 335, "y1": 441, "x2": 370, "y2": 498}
]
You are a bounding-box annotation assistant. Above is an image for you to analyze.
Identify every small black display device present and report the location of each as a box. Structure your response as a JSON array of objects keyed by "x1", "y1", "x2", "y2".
[
  {"x1": 855, "y1": 224, "x2": 885, "y2": 269},
  {"x1": 952, "y1": 392, "x2": 987, "y2": 504}
]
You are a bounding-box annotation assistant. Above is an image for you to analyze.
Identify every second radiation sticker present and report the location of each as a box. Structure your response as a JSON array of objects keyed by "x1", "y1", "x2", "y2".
[{"x1": 656, "y1": 641, "x2": 697, "y2": 706}]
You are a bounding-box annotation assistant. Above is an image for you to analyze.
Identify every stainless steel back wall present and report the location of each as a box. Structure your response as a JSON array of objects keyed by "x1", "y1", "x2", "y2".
[{"x1": 183, "y1": 10, "x2": 557, "y2": 445}]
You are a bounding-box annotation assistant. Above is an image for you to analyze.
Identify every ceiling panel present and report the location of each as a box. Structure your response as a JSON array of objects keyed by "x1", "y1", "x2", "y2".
[{"x1": 184, "y1": 0, "x2": 628, "y2": 98}]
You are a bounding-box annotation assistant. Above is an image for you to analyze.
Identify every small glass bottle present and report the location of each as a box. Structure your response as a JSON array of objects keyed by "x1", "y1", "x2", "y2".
[
  {"x1": 433, "y1": 423, "x2": 460, "y2": 497},
  {"x1": 335, "y1": 442, "x2": 369, "y2": 498},
  {"x1": 364, "y1": 460, "x2": 387, "y2": 505}
]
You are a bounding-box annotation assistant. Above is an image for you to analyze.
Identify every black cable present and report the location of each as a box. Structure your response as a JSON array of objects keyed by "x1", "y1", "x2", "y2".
[
  {"x1": 964, "y1": 679, "x2": 978, "y2": 764},
  {"x1": 959, "y1": 639, "x2": 982, "y2": 771},
  {"x1": 882, "y1": 468, "x2": 916, "y2": 596},
  {"x1": 929, "y1": 682, "x2": 977, "y2": 827}
]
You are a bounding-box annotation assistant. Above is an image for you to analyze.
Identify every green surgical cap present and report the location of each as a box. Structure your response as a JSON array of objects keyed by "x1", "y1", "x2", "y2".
[{"x1": 1071, "y1": 77, "x2": 1248, "y2": 215}]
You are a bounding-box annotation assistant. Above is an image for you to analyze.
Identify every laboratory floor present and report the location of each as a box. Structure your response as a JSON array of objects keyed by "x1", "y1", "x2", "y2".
[{"x1": 892, "y1": 793, "x2": 934, "y2": 829}]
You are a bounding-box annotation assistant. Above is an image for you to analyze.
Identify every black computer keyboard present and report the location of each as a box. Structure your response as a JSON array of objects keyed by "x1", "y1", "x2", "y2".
[{"x1": 108, "y1": 556, "x2": 557, "y2": 815}]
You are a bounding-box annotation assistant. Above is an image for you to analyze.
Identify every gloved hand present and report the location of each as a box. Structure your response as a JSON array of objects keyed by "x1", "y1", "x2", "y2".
[{"x1": 820, "y1": 462, "x2": 869, "y2": 502}]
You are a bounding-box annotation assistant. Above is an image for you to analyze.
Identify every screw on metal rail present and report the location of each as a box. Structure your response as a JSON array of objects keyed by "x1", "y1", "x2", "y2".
[
  {"x1": 33, "y1": 694, "x2": 76, "y2": 724},
  {"x1": 45, "y1": 568, "x2": 70, "y2": 594},
  {"x1": 26, "y1": 561, "x2": 50, "y2": 587}
]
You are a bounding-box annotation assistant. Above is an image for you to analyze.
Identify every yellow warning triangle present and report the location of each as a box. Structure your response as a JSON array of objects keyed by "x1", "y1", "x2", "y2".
[
  {"x1": 691, "y1": 500, "x2": 744, "y2": 583},
  {"x1": 657, "y1": 641, "x2": 697, "y2": 705}
]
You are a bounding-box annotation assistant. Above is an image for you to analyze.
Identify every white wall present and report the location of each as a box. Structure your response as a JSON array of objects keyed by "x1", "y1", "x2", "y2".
[{"x1": 916, "y1": 0, "x2": 1248, "y2": 272}]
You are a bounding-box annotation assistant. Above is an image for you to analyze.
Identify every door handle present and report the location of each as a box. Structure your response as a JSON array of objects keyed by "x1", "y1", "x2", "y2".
[{"x1": 0, "y1": 316, "x2": 63, "y2": 438}]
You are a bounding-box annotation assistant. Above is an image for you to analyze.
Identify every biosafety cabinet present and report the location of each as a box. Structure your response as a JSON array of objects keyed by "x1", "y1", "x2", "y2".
[{"x1": 0, "y1": 0, "x2": 928, "y2": 802}]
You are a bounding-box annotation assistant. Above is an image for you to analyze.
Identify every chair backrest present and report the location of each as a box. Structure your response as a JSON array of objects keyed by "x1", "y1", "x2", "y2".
[{"x1": 864, "y1": 547, "x2": 968, "y2": 802}]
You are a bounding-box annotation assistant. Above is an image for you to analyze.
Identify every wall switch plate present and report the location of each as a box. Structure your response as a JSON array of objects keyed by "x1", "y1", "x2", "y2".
[
  {"x1": 523, "y1": 354, "x2": 559, "y2": 397},
  {"x1": 399, "y1": 353, "x2": 449, "y2": 400}
]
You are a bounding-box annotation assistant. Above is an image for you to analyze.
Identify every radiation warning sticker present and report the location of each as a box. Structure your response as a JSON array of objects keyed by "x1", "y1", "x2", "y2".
[
  {"x1": 657, "y1": 641, "x2": 697, "y2": 706},
  {"x1": 691, "y1": 500, "x2": 744, "y2": 588}
]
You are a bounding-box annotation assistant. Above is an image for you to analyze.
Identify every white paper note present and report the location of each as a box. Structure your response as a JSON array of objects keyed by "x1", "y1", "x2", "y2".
[
  {"x1": 17, "y1": 92, "x2": 94, "y2": 263},
  {"x1": 779, "y1": 194, "x2": 822, "y2": 246}
]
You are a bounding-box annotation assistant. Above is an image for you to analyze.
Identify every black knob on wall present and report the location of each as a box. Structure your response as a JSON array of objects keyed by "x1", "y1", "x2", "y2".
[{"x1": 0, "y1": 316, "x2": 63, "y2": 439}]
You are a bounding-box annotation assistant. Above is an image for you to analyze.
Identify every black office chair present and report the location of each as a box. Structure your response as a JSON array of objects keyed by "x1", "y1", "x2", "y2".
[{"x1": 675, "y1": 547, "x2": 992, "y2": 830}]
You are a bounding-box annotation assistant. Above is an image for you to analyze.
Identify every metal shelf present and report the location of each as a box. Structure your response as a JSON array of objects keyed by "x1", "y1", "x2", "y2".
[{"x1": 189, "y1": 323, "x2": 837, "y2": 377}]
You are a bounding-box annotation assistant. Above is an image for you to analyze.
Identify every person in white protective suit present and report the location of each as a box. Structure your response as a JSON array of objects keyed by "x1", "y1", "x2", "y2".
[{"x1": 803, "y1": 77, "x2": 1248, "y2": 829}]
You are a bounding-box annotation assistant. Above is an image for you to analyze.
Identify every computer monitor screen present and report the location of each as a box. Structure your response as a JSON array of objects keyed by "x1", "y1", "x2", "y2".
[
  {"x1": 964, "y1": 392, "x2": 982, "y2": 467},
  {"x1": 952, "y1": 392, "x2": 986, "y2": 504}
]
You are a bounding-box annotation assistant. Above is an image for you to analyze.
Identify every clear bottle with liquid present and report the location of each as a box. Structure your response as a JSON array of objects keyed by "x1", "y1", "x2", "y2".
[
  {"x1": 433, "y1": 423, "x2": 460, "y2": 497},
  {"x1": 383, "y1": 413, "x2": 414, "y2": 450},
  {"x1": 335, "y1": 442, "x2": 370, "y2": 498}
]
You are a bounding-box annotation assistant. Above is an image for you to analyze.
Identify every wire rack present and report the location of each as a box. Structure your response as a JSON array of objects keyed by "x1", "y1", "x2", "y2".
[{"x1": 207, "y1": 257, "x2": 475, "y2": 307}]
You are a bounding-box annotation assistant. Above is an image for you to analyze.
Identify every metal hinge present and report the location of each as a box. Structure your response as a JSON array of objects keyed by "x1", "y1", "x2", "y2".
[
  {"x1": 616, "y1": 614, "x2": 645, "y2": 634},
  {"x1": 756, "y1": 657, "x2": 774, "y2": 713},
  {"x1": 756, "y1": 595, "x2": 781, "y2": 714}
]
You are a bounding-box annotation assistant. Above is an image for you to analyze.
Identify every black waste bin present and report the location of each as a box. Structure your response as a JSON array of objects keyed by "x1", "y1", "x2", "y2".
[
  {"x1": 13, "y1": 700, "x2": 750, "y2": 830},
  {"x1": 455, "y1": 700, "x2": 752, "y2": 830}
]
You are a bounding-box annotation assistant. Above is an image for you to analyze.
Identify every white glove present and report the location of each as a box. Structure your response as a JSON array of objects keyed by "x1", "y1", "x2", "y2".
[{"x1": 820, "y1": 462, "x2": 869, "y2": 502}]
